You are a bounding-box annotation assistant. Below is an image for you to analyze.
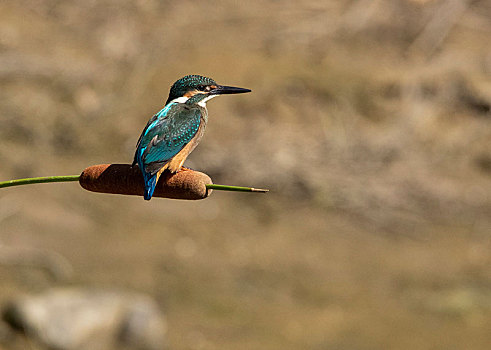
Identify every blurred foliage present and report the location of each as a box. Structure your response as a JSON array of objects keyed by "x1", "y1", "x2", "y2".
[{"x1": 0, "y1": 1, "x2": 490, "y2": 350}]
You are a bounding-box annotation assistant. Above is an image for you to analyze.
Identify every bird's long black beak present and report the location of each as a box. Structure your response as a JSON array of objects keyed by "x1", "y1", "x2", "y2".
[{"x1": 210, "y1": 85, "x2": 251, "y2": 95}]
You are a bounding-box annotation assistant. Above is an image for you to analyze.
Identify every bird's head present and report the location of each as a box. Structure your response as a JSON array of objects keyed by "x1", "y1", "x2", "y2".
[{"x1": 166, "y1": 75, "x2": 251, "y2": 105}]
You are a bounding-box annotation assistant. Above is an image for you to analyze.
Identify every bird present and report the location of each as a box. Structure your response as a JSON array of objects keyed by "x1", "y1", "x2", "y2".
[{"x1": 133, "y1": 74, "x2": 251, "y2": 200}]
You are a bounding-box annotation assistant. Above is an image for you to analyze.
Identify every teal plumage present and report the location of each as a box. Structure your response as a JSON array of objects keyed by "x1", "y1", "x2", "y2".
[
  {"x1": 133, "y1": 75, "x2": 251, "y2": 200},
  {"x1": 133, "y1": 101, "x2": 206, "y2": 200}
]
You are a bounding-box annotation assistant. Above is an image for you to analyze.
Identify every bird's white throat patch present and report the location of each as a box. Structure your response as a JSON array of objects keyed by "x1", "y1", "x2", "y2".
[{"x1": 198, "y1": 94, "x2": 217, "y2": 107}]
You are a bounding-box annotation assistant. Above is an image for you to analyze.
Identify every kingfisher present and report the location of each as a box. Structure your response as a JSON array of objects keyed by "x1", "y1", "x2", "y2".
[{"x1": 133, "y1": 74, "x2": 251, "y2": 200}]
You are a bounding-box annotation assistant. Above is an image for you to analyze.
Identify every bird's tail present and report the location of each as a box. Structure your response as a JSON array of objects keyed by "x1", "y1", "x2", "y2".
[{"x1": 143, "y1": 173, "x2": 158, "y2": 200}]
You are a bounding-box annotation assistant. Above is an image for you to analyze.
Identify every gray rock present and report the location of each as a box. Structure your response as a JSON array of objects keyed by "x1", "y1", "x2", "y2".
[{"x1": 2, "y1": 288, "x2": 167, "y2": 350}]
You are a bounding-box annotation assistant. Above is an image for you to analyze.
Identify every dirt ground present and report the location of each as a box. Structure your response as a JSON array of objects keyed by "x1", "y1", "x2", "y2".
[{"x1": 0, "y1": 1, "x2": 490, "y2": 349}]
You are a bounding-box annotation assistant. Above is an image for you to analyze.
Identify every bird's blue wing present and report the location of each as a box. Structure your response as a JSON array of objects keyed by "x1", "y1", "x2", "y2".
[{"x1": 133, "y1": 103, "x2": 202, "y2": 199}]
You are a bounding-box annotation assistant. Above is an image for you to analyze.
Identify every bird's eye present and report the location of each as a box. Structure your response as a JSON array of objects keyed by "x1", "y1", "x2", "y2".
[{"x1": 198, "y1": 85, "x2": 211, "y2": 92}]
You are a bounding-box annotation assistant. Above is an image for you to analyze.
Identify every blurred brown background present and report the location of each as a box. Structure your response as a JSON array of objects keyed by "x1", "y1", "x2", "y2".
[{"x1": 1, "y1": 1, "x2": 490, "y2": 349}]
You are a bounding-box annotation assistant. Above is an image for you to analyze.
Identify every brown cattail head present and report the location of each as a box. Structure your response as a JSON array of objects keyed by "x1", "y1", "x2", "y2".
[{"x1": 79, "y1": 164, "x2": 212, "y2": 200}]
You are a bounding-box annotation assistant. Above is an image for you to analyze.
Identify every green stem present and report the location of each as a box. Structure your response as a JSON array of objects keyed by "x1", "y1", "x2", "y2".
[
  {"x1": 0, "y1": 175, "x2": 269, "y2": 193},
  {"x1": 206, "y1": 184, "x2": 269, "y2": 193},
  {"x1": 0, "y1": 175, "x2": 80, "y2": 188}
]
